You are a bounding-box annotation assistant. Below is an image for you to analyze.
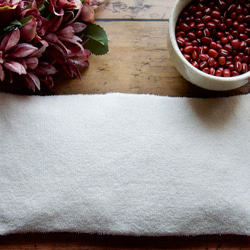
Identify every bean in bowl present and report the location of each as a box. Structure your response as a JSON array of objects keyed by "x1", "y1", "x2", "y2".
[{"x1": 175, "y1": 0, "x2": 250, "y2": 77}]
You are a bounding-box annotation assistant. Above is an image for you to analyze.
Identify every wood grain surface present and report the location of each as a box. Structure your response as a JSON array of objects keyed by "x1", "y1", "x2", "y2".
[{"x1": 0, "y1": 0, "x2": 250, "y2": 249}]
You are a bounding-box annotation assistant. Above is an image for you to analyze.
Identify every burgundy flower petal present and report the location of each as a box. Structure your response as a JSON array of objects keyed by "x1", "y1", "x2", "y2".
[
  {"x1": 48, "y1": 0, "x2": 64, "y2": 16},
  {"x1": 48, "y1": 16, "x2": 63, "y2": 33},
  {"x1": 0, "y1": 29, "x2": 20, "y2": 52},
  {"x1": 17, "y1": 58, "x2": 27, "y2": 70},
  {"x1": 3, "y1": 61, "x2": 26, "y2": 75},
  {"x1": 25, "y1": 57, "x2": 39, "y2": 70},
  {"x1": 58, "y1": 37, "x2": 84, "y2": 53},
  {"x1": 57, "y1": 26, "x2": 74, "y2": 39},
  {"x1": 81, "y1": 2, "x2": 94, "y2": 23},
  {"x1": 0, "y1": 51, "x2": 3, "y2": 64},
  {"x1": 43, "y1": 32, "x2": 59, "y2": 43},
  {"x1": 8, "y1": 43, "x2": 38, "y2": 58},
  {"x1": 27, "y1": 72, "x2": 40, "y2": 90},
  {"x1": 48, "y1": 0, "x2": 81, "y2": 16},
  {"x1": 71, "y1": 22, "x2": 87, "y2": 33},
  {"x1": 70, "y1": 49, "x2": 91, "y2": 67},
  {"x1": 29, "y1": 44, "x2": 47, "y2": 58},
  {"x1": 20, "y1": 16, "x2": 37, "y2": 42},
  {"x1": 23, "y1": 74, "x2": 36, "y2": 92},
  {"x1": 0, "y1": 65, "x2": 5, "y2": 81},
  {"x1": 34, "y1": 62, "x2": 57, "y2": 75}
]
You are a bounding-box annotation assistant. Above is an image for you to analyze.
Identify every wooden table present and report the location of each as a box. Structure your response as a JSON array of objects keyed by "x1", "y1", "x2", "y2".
[{"x1": 1, "y1": 0, "x2": 250, "y2": 249}]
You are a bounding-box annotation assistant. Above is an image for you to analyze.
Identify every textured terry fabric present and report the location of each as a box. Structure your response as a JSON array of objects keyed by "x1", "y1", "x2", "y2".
[{"x1": 0, "y1": 92, "x2": 249, "y2": 236}]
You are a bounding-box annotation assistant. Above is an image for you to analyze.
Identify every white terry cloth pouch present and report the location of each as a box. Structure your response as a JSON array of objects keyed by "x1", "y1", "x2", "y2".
[{"x1": 0, "y1": 92, "x2": 249, "y2": 236}]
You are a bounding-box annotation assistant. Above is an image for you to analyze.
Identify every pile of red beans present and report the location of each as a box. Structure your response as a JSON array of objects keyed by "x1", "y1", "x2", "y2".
[{"x1": 175, "y1": 0, "x2": 250, "y2": 77}]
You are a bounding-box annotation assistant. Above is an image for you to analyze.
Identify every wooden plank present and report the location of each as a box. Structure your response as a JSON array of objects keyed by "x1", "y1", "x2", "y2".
[
  {"x1": 95, "y1": 0, "x2": 175, "y2": 19},
  {"x1": 54, "y1": 21, "x2": 250, "y2": 97}
]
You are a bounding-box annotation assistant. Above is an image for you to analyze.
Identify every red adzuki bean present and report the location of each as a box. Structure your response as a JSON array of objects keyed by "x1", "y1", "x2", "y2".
[
  {"x1": 235, "y1": 61, "x2": 243, "y2": 72},
  {"x1": 187, "y1": 32, "x2": 197, "y2": 39},
  {"x1": 233, "y1": 55, "x2": 241, "y2": 62},
  {"x1": 192, "y1": 61, "x2": 199, "y2": 68},
  {"x1": 183, "y1": 54, "x2": 191, "y2": 61},
  {"x1": 218, "y1": 56, "x2": 226, "y2": 65},
  {"x1": 242, "y1": 63, "x2": 248, "y2": 73},
  {"x1": 224, "y1": 44, "x2": 233, "y2": 53},
  {"x1": 219, "y1": 49, "x2": 229, "y2": 56},
  {"x1": 203, "y1": 28, "x2": 211, "y2": 37},
  {"x1": 201, "y1": 36, "x2": 211, "y2": 44},
  {"x1": 223, "y1": 69, "x2": 231, "y2": 77},
  {"x1": 184, "y1": 46, "x2": 194, "y2": 53},
  {"x1": 199, "y1": 53, "x2": 210, "y2": 61},
  {"x1": 231, "y1": 39, "x2": 240, "y2": 49},
  {"x1": 209, "y1": 67, "x2": 216, "y2": 75},
  {"x1": 215, "y1": 68, "x2": 223, "y2": 76},
  {"x1": 200, "y1": 61, "x2": 208, "y2": 69},
  {"x1": 204, "y1": 7, "x2": 212, "y2": 14},
  {"x1": 242, "y1": 55, "x2": 250, "y2": 63},
  {"x1": 220, "y1": 37, "x2": 228, "y2": 44},
  {"x1": 211, "y1": 10, "x2": 221, "y2": 18},
  {"x1": 206, "y1": 22, "x2": 216, "y2": 29},
  {"x1": 216, "y1": 32, "x2": 224, "y2": 39},
  {"x1": 237, "y1": 14, "x2": 245, "y2": 22},
  {"x1": 228, "y1": 63, "x2": 235, "y2": 71},
  {"x1": 176, "y1": 0, "x2": 250, "y2": 77},
  {"x1": 202, "y1": 15, "x2": 212, "y2": 23},
  {"x1": 196, "y1": 23, "x2": 205, "y2": 30},
  {"x1": 192, "y1": 50, "x2": 198, "y2": 60},
  {"x1": 208, "y1": 49, "x2": 219, "y2": 58},
  {"x1": 202, "y1": 67, "x2": 210, "y2": 73},
  {"x1": 208, "y1": 57, "x2": 216, "y2": 66},
  {"x1": 177, "y1": 37, "x2": 186, "y2": 47},
  {"x1": 239, "y1": 41, "x2": 247, "y2": 50},
  {"x1": 231, "y1": 71, "x2": 239, "y2": 76},
  {"x1": 228, "y1": 4, "x2": 236, "y2": 13},
  {"x1": 180, "y1": 22, "x2": 190, "y2": 32}
]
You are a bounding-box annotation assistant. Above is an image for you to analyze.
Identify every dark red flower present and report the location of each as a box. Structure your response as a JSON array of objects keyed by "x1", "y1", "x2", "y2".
[
  {"x1": 48, "y1": 0, "x2": 82, "y2": 16},
  {"x1": 19, "y1": 6, "x2": 49, "y2": 44},
  {"x1": 41, "y1": 11, "x2": 91, "y2": 79},
  {"x1": 0, "y1": 0, "x2": 22, "y2": 27}
]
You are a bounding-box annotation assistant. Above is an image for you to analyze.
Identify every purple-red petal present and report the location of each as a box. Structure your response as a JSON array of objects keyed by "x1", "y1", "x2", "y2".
[
  {"x1": 0, "y1": 29, "x2": 20, "y2": 52},
  {"x1": 27, "y1": 72, "x2": 40, "y2": 90},
  {"x1": 25, "y1": 57, "x2": 39, "y2": 70},
  {"x1": 34, "y1": 62, "x2": 57, "y2": 75},
  {"x1": 3, "y1": 61, "x2": 26, "y2": 75},
  {"x1": 20, "y1": 16, "x2": 37, "y2": 42},
  {"x1": 71, "y1": 22, "x2": 87, "y2": 33},
  {"x1": 8, "y1": 43, "x2": 38, "y2": 58},
  {"x1": 0, "y1": 65, "x2": 5, "y2": 81},
  {"x1": 57, "y1": 26, "x2": 74, "y2": 39}
]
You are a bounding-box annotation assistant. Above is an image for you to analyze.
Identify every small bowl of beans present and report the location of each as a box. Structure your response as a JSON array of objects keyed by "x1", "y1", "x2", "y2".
[{"x1": 167, "y1": 0, "x2": 250, "y2": 91}]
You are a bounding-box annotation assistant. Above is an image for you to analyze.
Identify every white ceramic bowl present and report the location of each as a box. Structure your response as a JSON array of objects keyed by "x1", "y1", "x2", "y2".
[{"x1": 167, "y1": 0, "x2": 250, "y2": 91}]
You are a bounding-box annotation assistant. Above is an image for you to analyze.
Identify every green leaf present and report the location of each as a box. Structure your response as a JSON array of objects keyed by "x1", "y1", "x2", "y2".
[
  {"x1": 0, "y1": 16, "x2": 32, "y2": 37},
  {"x1": 19, "y1": 16, "x2": 32, "y2": 26},
  {"x1": 83, "y1": 23, "x2": 109, "y2": 56}
]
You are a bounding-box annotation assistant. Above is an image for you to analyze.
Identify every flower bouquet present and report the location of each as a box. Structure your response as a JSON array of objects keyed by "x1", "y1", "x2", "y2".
[{"x1": 0, "y1": 0, "x2": 108, "y2": 93}]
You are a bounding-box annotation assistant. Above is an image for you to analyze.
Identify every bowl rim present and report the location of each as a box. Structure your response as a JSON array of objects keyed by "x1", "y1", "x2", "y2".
[{"x1": 169, "y1": 0, "x2": 250, "y2": 83}]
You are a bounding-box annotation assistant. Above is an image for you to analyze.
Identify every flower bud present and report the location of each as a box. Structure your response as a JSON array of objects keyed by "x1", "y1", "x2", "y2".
[
  {"x1": 81, "y1": 2, "x2": 95, "y2": 23},
  {"x1": 20, "y1": 16, "x2": 37, "y2": 42}
]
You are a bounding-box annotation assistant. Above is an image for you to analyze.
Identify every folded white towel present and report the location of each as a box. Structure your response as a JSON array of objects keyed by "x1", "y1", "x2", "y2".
[{"x1": 0, "y1": 92, "x2": 249, "y2": 236}]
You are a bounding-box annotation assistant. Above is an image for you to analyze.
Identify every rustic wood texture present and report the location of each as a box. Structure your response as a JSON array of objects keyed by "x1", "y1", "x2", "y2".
[
  {"x1": 1, "y1": 0, "x2": 250, "y2": 249},
  {"x1": 93, "y1": 0, "x2": 175, "y2": 19}
]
